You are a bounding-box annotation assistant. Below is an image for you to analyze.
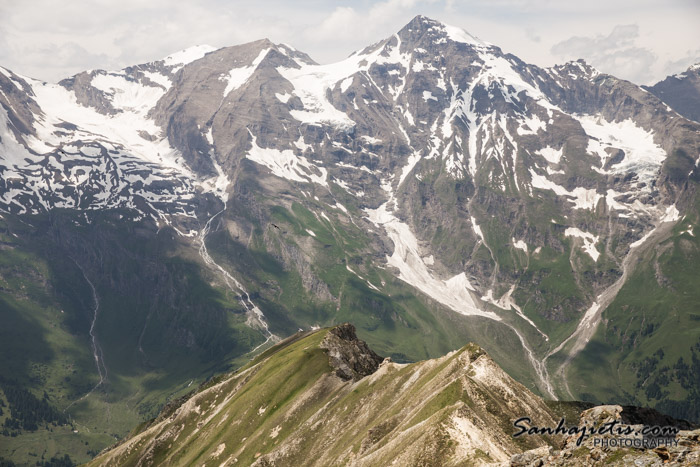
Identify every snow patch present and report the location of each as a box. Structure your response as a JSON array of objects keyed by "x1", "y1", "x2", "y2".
[
  {"x1": 366, "y1": 200, "x2": 498, "y2": 320},
  {"x1": 576, "y1": 115, "x2": 666, "y2": 187},
  {"x1": 245, "y1": 132, "x2": 328, "y2": 187},
  {"x1": 512, "y1": 238, "x2": 528, "y2": 252},
  {"x1": 422, "y1": 90, "x2": 437, "y2": 102},
  {"x1": 91, "y1": 73, "x2": 166, "y2": 112},
  {"x1": 275, "y1": 92, "x2": 291, "y2": 103},
  {"x1": 221, "y1": 48, "x2": 268, "y2": 97},
  {"x1": 162, "y1": 45, "x2": 216, "y2": 71},
  {"x1": 565, "y1": 227, "x2": 600, "y2": 261},
  {"x1": 441, "y1": 23, "x2": 484, "y2": 46},
  {"x1": 360, "y1": 135, "x2": 381, "y2": 144},
  {"x1": 470, "y1": 217, "x2": 484, "y2": 242},
  {"x1": 529, "y1": 170, "x2": 602, "y2": 210},
  {"x1": 660, "y1": 204, "x2": 680, "y2": 223},
  {"x1": 398, "y1": 152, "x2": 421, "y2": 187},
  {"x1": 340, "y1": 77, "x2": 353, "y2": 93},
  {"x1": 142, "y1": 71, "x2": 171, "y2": 90},
  {"x1": 536, "y1": 147, "x2": 562, "y2": 165},
  {"x1": 517, "y1": 114, "x2": 547, "y2": 136}
]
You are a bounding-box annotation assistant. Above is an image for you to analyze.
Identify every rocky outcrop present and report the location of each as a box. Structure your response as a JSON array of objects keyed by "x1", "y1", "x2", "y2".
[{"x1": 320, "y1": 323, "x2": 384, "y2": 380}]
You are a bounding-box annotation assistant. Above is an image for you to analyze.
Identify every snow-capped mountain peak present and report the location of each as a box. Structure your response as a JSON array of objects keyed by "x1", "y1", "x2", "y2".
[{"x1": 160, "y1": 44, "x2": 218, "y2": 71}]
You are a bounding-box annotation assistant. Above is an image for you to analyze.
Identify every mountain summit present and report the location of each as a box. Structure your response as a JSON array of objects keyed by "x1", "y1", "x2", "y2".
[{"x1": 1, "y1": 16, "x2": 700, "y2": 464}]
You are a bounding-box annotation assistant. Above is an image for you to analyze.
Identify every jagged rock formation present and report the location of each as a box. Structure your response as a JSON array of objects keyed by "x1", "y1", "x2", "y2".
[{"x1": 320, "y1": 323, "x2": 384, "y2": 380}]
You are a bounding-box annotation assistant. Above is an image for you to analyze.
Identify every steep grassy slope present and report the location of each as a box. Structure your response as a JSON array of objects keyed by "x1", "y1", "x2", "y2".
[
  {"x1": 0, "y1": 211, "x2": 262, "y2": 464},
  {"x1": 567, "y1": 189, "x2": 700, "y2": 422},
  {"x1": 90, "y1": 325, "x2": 561, "y2": 466}
]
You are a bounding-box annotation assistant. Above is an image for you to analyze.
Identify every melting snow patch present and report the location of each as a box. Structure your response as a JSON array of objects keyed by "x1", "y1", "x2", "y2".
[
  {"x1": 246, "y1": 132, "x2": 328, "y2": 187},
  {"x1": 222, "y1": 49, "x2": 268, "y2": 97},
  {"x1": 470, "y1": 217, "x2": 485, "y2": 242},
  {"x1": 630, "y1": 230, "x2": 653, "y2": 249},
  {"x1": 512, "y1": 238, "x2": 528, "y2": 252},
  {"x1": 162, "y1": 45, "x2": 216, "y2": 71},
  {"x1": 360, "y1": 135, "x2": 381, "y2": 144},
  {"x1": 536, "y1": 147, "x2": 562, "y2": 165},
  {"x1": 529, "y1": 170, "x2": 602, "y2": 210},
  {"x1": 565, "y1": 227, "x2": 600, "y2": 261},
  {"x1": 366, "y1": 202, "x2": 499, "y2": 320},
  {"x1": 422, "y1": 90, "x2": 437, "y2": 102},
  {"x1": 660, "y1": 204, "x2": 680, "y2": 223},
  {"x1": 576, "y1": 115, "x2": 666, "y2": 187},
  {"x1": 306, "y1": 229, "x2": 316, "y2": 237},
  {"x1": 275, "y1": 92, "x2": 291, "y2": 103},
  {"x1": 212, "y1": 443, "x2": 225, "y2": 458}
]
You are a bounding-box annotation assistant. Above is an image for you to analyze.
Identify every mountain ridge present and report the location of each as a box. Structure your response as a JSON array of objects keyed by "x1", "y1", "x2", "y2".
[{"x1": 89, "y1": 323, "x2": 700, "y2": 466}]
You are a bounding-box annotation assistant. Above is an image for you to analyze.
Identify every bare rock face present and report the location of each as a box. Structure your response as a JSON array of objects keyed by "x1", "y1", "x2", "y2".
[
  {"x1": 320, "y1": 323, "x2": 384, "y2": 380},
  {"x1": 646, "y1": 63, "x2": 700, "y2": 123}
]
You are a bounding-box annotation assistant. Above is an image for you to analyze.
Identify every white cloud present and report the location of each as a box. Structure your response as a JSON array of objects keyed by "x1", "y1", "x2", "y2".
[
  {"x1": 304, "y1": 0, "x2": 424, "y2": 62},
  {"x1": 663, "y1": 49, "x2": 700, "y2": 77},
  {"x1": 0, "y1": 0, "x2": 697, "y2": 84},
  {"x1": 551, "y1": 25, "x2": 658, "y2": 84}
]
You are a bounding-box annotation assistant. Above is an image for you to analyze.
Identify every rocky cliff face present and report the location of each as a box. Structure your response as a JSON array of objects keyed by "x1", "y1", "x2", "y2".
[
  {"x1": 320, "y1": 323, "x2": 384, "y2": 380},
  {"x1": 646, "y1": 64, "x2": 700, "y2": 124}
]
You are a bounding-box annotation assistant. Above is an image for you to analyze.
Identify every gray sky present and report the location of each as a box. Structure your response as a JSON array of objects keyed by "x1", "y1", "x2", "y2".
[{"x1": 1, "y1": 0, "x2": 698, "y2": 85}]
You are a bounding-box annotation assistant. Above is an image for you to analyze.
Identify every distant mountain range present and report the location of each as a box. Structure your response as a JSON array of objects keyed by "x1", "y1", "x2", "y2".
[{"x1": 1, "y1": 15, "x2": 699, "y2": 464}]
